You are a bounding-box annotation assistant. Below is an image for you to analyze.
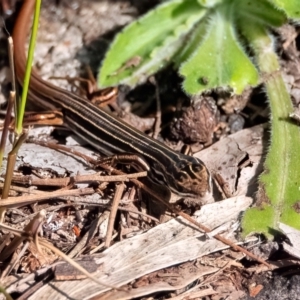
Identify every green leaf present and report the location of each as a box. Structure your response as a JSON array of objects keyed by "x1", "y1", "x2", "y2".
[
  {"x1": 173, "y1": 16, "x2": 208, "y2": 67},
  {"x1": 180, "y1": 4, "x2": 259, "y2": 95},
  {"x1": 242, "y1": 205, "x2": 275, "y2": 236},
  {"x1": 236, "y1": 0, "x2": 287, "y2": 27},
  {"x1": 197, "y1": 0, "x2": 223, "y2": 7},
  {"x1": 98, "y1": 0, "x2": 206, "y2": 88},
  {"x1": 270, "y1": 0, "x2": 300, "y2": 19}
]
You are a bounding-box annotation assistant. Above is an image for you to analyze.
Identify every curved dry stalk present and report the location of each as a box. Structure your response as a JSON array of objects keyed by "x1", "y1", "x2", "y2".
[
  {"x1": 0, "y1": 216, "x2": 123, "y2": 292},
  {"x1": 38, "y1": 239, "x2": 123, "y2": 291}
]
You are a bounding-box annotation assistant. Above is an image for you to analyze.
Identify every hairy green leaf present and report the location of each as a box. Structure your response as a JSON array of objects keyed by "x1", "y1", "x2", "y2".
[
  {"x1": 270, "y1": 0, "x2": 300, "y2": 19},
  {"x1": 180, "y1": 4, "x2": 259, "y2": 94},
  {"x1": 197, "y1": 0, "x2": 223, "y2": 7},
  {"x1": 173, "y1": 16, "x2": 208, "y2": 67},
  {"x1": 236, "y1": 0, "x2": 286, "y2": 27},
  {"x1": 98, "y1": 0, "x2": 206, "y2": 87}
]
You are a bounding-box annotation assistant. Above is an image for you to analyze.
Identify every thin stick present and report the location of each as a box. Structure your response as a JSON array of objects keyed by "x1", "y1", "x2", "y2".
[
  {"x1": 1, "y1": 241, "x2": 29, "y2": 279},
  {"x1": 0, "y1": 187, "x2": 95, "y2": 208},
  {"x1": 7, "y1": 35, "x2": 18, "y2": 122},
  {"x1": 0, "y1": 183, "x2": 45, "y2": 194},
  {"x1": 30, "y1": 142, "x2": 270, "y2": 267},
  {"x1": 39, "y1": 239, "x2": 123, "y2": 290},
  {"x1": 69, "y1": 211, "x2": 110, "y2": 258},
  {"x1": 0, "y1": 210, "x2": 46, "y2": 263},
  {"x1": 89, "y1": 232, "x2": 119, "y2": 255},
  {"x1": 8, "y1": 36, "x2": 16, "y2": 94},
  {"x1": 0, "y1": 91, "x2": 15, "y2": 167},
  {"x1": 149, "y1": 76, "x2": 161, "y2": 139},
  {"x1": 13, "y1": 269, "x2": 53, "y2": 300},
  {"x1": 0, "y1": 221, "x2": 121, "y2": 291},
  {"x1": 11, "y1": 171, "x2": 147, "y2": 187},
  {"x1": 105, "y1": 183, "x2": 125, "y2": 248}
]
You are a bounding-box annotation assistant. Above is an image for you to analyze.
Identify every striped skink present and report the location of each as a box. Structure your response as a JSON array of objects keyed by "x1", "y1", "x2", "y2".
[{"x1": 12, "y1": 0, "x2": 211, "y2": 200}]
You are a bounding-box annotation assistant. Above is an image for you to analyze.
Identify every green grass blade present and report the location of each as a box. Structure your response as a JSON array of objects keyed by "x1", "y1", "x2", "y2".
[{"x1": 15, "y1": 0, "x2": 42, "y2": 135}]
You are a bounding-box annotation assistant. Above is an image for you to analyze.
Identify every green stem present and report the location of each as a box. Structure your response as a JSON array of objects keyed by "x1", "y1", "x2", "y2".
[
  {"x1": 241, "y1": 24, "x2": 300, "y2": 237},
  {"x1": 0, "y1": 286, "x2": 13, "y2": 300},
  {"x1": 0, "y1": 131, "x2": 28, "y2": 222},
  {"x1": 15, "y1": 0, "x2": 42, "y2": 135}
]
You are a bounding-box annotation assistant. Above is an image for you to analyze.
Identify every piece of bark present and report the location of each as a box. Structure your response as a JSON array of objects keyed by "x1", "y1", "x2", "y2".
[{"x1": 54, "y1": 257, "x2": 101, "y2": 281}]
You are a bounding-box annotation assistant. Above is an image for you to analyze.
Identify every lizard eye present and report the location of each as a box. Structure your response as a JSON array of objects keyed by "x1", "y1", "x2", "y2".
[{"x1": 192, "y1": 164, "x2": 204, "y2": 173}]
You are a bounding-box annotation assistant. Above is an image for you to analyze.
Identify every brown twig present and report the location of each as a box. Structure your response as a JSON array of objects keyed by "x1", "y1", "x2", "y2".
[
  {"x1": 30, "y1": 141, "x2": 270, "y2": 267},
  {"x1": 149, "y1": 76, "x2": 162, "y2": 139},
  {"x1": 14, "y1": 267, "x2": 53, "y2": 300},
  {"x1": 1, "y1": 241, "x2": 30, "y2": 279},
  {"x1": 0, "y1": 210, "x2": 46, "y2": 263},
  {"x1": 38, "y1": 239, "x2": 122, "y2": 290},
  {"x1": 0, "y1": 91, "x2": 15, "y2": 165},
  {"x1": 89, "y1": 232, "x2": 118, "y2": 255},
  {"x1": 11, "y1": 171, "x2": 147, "y2": 187},
  {"x1": 0, "y1": 221, "x2": 122, "y2": 291},
  {"x1": 105, "y1": 183, "x2": 125, "y2": 248},
  {"x1": 0, "y1": 182, "x2": 44, "y2": 194},
  {"x1": 0, "y1": 187, "x2": 95, "y2": 208},
  {"x1": 118, "y1": 206, "x2": 160, "y2": 224},
  {"x1": 10, "y1": 203, "x2": 81, "y2": 224},
  {"x1": 8, "y1": 36, "x2": 17, "y2": 103},
  {"x1": 176, "y1": 210, "x2": 271, "y2": 268},
  {"x1": 68, "y1": 211, "x2": 110, "y2": 259}
]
